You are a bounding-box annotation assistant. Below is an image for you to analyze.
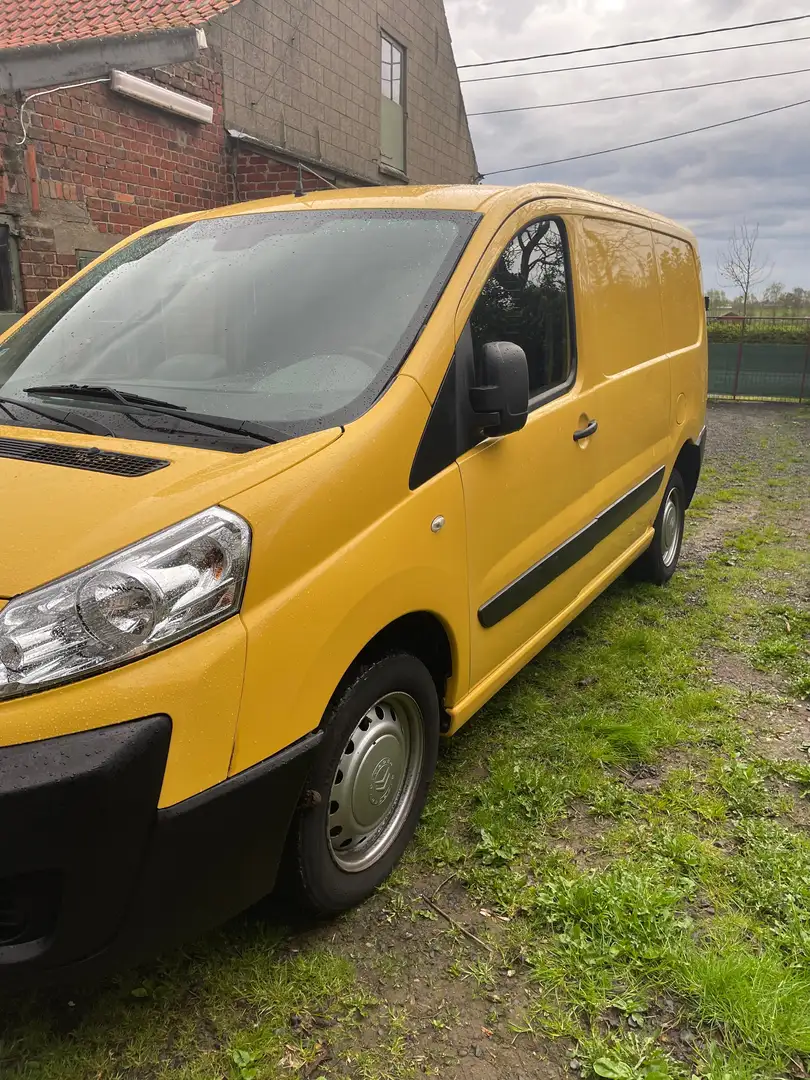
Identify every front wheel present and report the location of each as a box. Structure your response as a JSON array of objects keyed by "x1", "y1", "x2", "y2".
[
  {"x1": 286, "y1": 653, "x2": 440, "y2": 915},
  {"x1": 630, "y1": 468, "x2": 686, "y2": 584}
]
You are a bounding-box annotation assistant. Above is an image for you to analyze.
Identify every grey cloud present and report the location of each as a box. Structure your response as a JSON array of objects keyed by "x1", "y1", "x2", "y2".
[{"x1": 446, "y1": 0, "x2": 810, "y2": 288}]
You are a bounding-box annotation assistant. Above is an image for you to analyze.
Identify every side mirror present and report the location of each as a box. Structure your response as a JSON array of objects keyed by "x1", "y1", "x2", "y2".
[{"x1": 469, "y1": 341, "x2": 529, "y2": 436}]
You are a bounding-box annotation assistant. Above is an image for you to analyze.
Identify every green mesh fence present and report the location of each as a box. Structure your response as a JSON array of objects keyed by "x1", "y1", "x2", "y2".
[{"x1": 708, "y1": 342, "x2": 809, "y2": 401}]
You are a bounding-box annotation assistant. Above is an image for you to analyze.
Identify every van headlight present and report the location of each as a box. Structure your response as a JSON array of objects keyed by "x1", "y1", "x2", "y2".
[{"x1": 0, "y1": 508, "x2": 251, "y2": 701}]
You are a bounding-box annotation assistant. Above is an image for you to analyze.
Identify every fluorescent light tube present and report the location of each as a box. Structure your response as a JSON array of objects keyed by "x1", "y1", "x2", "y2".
[{"x1": 110, "y1": 70, "x2": 214, "y2": 124}]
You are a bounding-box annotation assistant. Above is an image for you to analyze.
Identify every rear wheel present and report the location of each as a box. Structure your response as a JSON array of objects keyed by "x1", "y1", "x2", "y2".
[
  {"x1": 630, "y1": 469, "x2": 686, "y2": 584},
  {"x1": 286, "y1": 653, "x2": 440, "y2": 915}
]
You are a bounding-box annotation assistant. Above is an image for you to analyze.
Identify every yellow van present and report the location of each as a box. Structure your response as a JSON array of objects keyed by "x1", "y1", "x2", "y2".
[{"x1": 0, "y1": 184, "x2": 706, "y2": 985}]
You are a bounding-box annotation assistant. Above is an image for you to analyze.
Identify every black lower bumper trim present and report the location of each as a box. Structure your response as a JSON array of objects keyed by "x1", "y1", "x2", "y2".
[
  {"x1": 0, "y1": 716, "x2": 171, "y2": 974},
  {"x1": 114, "y1": 730, "x2": 322, "y2": 963},
  {"x1": 0, "y1": 720, "x2": 322, "y2": 989}
]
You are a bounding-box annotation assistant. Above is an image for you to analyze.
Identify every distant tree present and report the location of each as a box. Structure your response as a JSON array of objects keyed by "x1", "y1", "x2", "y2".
[
  {"x1": 717, "y1": 221, "x2": 773, "y2": 328},
  {"x1": 762, "y1": 282, "x2": 785, "y2": 309},
  {"x1": 784, "y1": 287, "x2": 810, "y2": 314},
  {"x1": 706, "y1": 287, "x2": 729, "y2": 311}
]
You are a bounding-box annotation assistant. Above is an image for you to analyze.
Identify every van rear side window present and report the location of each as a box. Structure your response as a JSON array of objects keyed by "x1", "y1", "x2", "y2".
[
  {"x1": 653, "y1": 233, "x2": 701, "y2": 352},
  {"x1": 580, "y1": 218, "x2": 663, "y2": 376}
]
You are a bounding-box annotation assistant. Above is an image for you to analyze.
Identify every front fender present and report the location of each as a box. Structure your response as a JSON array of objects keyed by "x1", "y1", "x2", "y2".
[
  {"x1": 224, "y1": 377, "x2": 471, "y2": 777},
  {"x1": 229, "y1": 465, "x2": 469, "y2": 775}
]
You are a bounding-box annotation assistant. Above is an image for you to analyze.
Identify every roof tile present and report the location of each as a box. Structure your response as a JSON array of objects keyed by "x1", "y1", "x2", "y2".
[{"x1": 1, "y1": 0, "x2": 241, "y2": 50}]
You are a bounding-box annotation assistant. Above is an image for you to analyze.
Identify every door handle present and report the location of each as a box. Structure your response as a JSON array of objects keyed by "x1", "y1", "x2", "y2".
[{"x1": 573, "y1": 419, "x2": 598, "y2": 442}]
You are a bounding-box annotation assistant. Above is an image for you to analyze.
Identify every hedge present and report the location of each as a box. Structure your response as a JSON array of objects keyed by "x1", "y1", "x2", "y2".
[{"x1": 707, "y1": 321, "x2": 810, "y2": 345}]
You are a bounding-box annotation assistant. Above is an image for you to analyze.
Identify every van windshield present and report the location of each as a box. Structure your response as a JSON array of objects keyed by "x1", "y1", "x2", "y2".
[{"x1": 0, "y1": 209, "x2": 479, "y2": 434}]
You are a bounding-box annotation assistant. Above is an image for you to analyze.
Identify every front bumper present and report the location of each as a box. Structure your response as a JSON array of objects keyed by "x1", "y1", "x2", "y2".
[{"x1": 0, "y1": 718, "x2": 321, "y2": 989}]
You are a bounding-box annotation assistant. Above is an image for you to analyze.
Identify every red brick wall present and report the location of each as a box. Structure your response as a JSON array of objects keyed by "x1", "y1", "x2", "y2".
[
  {"x1": 232, "y1": 153, "x2": 332, "y2": 201},
  {"x1": 0, "y1": 53, "x2": 228, "y2": 309},
  {"x1": 14, "y1": 224, "x2": 70, "y2": 306}
]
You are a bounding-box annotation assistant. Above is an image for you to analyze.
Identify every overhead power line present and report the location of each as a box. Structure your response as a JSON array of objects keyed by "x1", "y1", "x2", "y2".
[
  {"x1": 457, "y1": 13, "x2": 810, "y2": 69},
  {"x1": 467, "y1": 67, "x2": 810, "y2": 117},
  {"x1": 460, "y1": 35, "x2": 810, "y2": 84},
  {"x1": 481, "y1": 96, "x2": 810, "y2": 177}
]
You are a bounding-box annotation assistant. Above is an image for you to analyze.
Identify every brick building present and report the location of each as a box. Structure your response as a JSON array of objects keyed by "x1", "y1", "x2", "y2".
[{"x1": 0, "y1": 0, "x2": 477, "y2": 328}]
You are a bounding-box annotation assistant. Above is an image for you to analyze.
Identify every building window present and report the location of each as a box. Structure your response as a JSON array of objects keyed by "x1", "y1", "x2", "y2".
[
  {"x1": 381, "y1": 33, "x2": 403, "y2": 104},
  {"x1": 380, "y1": 32, "x2": 406, "y2": 174},
  {"x1": 0, "y1": 220, "x2": 23, "y2": 333},
  {"x1": 76, "y1": 249, "x2": 103, "y2": 271}
]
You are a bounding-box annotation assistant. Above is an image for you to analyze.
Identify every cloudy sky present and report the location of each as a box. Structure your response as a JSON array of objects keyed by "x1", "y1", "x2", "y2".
[{"x1": 444, "y1": 0, "x2": 810, "y2": 292}]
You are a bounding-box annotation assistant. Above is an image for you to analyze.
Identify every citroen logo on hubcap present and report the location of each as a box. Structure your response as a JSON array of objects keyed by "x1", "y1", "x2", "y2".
[{"x1": 369, "y1": 757, "x2": 395, "y2": 807}]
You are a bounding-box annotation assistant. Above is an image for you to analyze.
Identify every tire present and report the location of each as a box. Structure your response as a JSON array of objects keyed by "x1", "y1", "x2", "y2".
[
  {"x1": 286, "y1": 653, "x2": 440, "y2": 915},
  {"x1": 630, "y1": 468, "x2": 686, "y2": 585}
]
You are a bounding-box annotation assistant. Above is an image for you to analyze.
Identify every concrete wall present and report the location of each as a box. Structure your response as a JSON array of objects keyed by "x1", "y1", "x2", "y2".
[{"x1": 207, "y1": 0, "x2": 477, "y2": 185}]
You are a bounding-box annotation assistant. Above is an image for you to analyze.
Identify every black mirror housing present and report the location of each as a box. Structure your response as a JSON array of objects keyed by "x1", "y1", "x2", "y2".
[{"x1": 469, "y1": 341, "x2": 529, "y2": 436}]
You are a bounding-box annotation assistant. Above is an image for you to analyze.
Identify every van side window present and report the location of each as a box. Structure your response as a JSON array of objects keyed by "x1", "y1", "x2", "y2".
[
  {"x1": 471, "y1": 218, "x2": 573, "y2": 402},
  {"x1": 653, "y1": 232, "x2": 701, "y2": 352},
  {"x1": 580, "y1": 218, "x2": 663, "y2": 375}
]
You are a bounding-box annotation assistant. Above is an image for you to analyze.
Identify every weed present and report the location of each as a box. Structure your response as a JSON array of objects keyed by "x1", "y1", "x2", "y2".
[
  {"x1": 578, "y1": 1032, "x2": 683, "y2": 1080},
  {"x1": 710, "y1": 759, "x2": 775, "y2": 817}
]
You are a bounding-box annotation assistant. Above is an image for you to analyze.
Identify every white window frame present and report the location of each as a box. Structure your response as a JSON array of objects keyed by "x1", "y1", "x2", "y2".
[{"x1": 380, "y1": 31, "x2": 407, "y2": 176}]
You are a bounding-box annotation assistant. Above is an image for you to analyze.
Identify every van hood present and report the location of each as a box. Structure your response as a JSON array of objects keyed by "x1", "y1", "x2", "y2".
[{"x1": 0, "y1": 425, "x2": 341, "y2": 598}]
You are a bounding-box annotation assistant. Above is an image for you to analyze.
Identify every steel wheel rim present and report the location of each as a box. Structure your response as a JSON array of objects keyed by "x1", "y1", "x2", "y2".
[
  {"x1": 327, "y1": 692, "x2": 425, "y2": 873},
  {"x1": 661, "y1": 487, "x2": 682, "y2": 567}
]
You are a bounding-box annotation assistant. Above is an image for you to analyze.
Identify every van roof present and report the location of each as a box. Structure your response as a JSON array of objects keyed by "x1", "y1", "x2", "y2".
[{"x1": 186, "y1": 183, "x2": 696, "y2": 244}]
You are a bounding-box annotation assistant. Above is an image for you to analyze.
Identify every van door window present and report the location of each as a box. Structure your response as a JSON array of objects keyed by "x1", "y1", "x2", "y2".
[{"x1": 471, "y1": 218, "x2": 574, "y2": 405}]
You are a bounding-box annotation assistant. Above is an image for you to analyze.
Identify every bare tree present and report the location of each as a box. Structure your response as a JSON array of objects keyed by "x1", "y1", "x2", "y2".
[{"x1": 717, "y1": 222, "x2": 773, "y2": 326}]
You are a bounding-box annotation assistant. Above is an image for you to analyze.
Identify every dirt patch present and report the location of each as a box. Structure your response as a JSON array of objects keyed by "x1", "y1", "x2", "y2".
[
  {"x1": 304, "y1": 872, "x2": 569, "y2": 1079},
  {"x1": 704, "y1": 401, "x2": 808, "y2": 475},
  {"x1": 681, "y1": 501, "x2": 760, "y2": 565},
  {"x1": 710, "y1": 650, "x2": 780, "y2": 697}
]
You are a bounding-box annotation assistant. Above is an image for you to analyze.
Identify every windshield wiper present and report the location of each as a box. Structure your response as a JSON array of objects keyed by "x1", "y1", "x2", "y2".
[
  {"x1": 25, "y1": 383, "x2": 188, "y2": 410},
  {"x1": 24, "y1": 383, "x2": 286, "y2": 446},
  {"x1": 0, "y1": 396, "x2": 114, "y2": 437}
]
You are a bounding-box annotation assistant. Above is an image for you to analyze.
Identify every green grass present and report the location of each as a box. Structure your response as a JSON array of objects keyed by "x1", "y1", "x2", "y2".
[
  {"x1": 408, "y1": 429, "x2": 810, "y2": 1078},
  {"x1": 0, "y1": 928, "x2": 367, "y2": 1079},
  {"x1": 1, "y1": 408, "x2": 808, "y2": 1079},
  {"x1": 752, "y1": 606, "x2": 810, "y2": 699},
  {"x1": 669, "y1": 944, "x2": 810, "y2": 1058}
]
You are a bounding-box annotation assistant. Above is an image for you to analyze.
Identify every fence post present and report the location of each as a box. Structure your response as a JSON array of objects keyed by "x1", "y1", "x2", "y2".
[
  {"x1": 732, "y1": 333, "x2": 744, "y2": 400},
  {"x1": 801, "y1": 337, "x2": 810, "y2": 405}
]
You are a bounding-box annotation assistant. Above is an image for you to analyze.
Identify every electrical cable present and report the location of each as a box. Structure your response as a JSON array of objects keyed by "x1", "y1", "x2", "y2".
[
  {"x1": 460, "y1": 35, "x2": 810, "y2": 84},
  {"x1": 16, "y1": 78, "x2": 111, "y2": 145},
  {"x1": 467, "y1": 66, "x2": 810, "y2": 117},
  {"x1": 481, "y1": 97, "x2": 810, "y2": 177},
  {"x1": 457, "y1": 13, "x2": 810, "y2": 69}
]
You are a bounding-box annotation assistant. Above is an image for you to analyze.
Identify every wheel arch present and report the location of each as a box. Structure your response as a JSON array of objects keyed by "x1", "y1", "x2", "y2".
[
  {"x1": 326, "y1": 611, "x2": 455, "y2": 733},
  {"x1": 673, "y1": 436, "x2": 703, "y2": 507}
]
